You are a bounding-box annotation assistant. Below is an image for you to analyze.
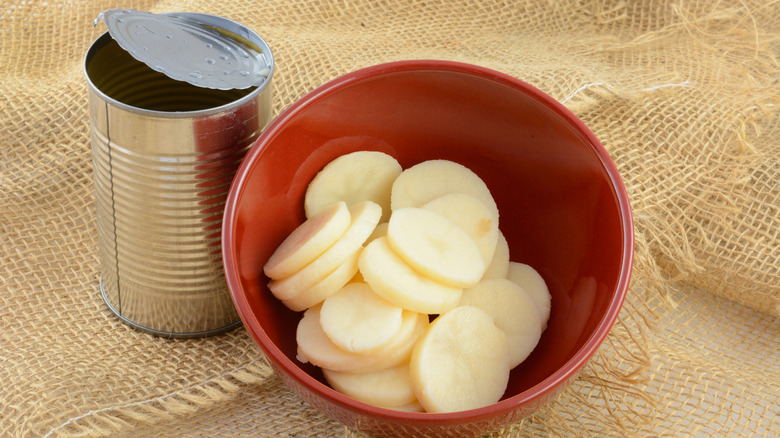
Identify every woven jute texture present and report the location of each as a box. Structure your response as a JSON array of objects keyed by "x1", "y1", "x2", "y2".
[{"x1": 2, "y1": 0, "x2": 778, "y2": 436}]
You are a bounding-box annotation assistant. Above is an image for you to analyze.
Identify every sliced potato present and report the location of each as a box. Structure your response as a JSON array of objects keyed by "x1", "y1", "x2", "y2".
[
  {"x1": 296, "y1": 305, "x2": 379, "y2": 372},
  {"x1": 422, "y1": 193, "x2": 499, "y2": 266},
  {"x1": 305, "y1": 151, "x2": 401, "y2": 222},
  {"x1": 459, "y1": 278, "x2": 542, "y2": 368},
  {"x1": 268, "y1": 152, "x2": 555, "y2": 414},
  {"x1": 323, "y1": 362, "x2": 416, "y2": 408},
  {"x1": 269, "y1": 201, "x2": 381, "y2": 300},
  {"x1": 297, "y1": 305, "x2": 426, "y2": 373},
  {"x1": 264, "y1": 201, "x2": 351, "y2": 280},
  {"x1": 320, "y1": 282, "x2": 404, "y2": 354},
  {"x1": 390, "y1": 159, "x2": 498, "y2": 218},
  {"x1": 386, "y1": 207, "x2": 485, "y2": 288},
  {"x1": 281, "y1": 251, "x2": 360, "y2": 312},
  {"x1": 506, "y1": 262, "x2": 551, "y2": 331},
  {"x1": 410, "y1": 305, "x2": 510, "y2": 413},
  {"x1": 359, "y1": 236, "x2": 462, "y2": 315},
  {"x1": 482, "y1": 230, "x2": 509, "y2": 279}
]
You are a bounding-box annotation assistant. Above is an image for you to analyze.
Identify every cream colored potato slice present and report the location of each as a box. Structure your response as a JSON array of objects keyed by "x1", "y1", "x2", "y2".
[
  {"x1": 359, "y1": 236, "x2": 462, "y2": 315},
  {"x1": 296, "y1": 305, "x2": 377, "y2": 372},
  {"x1": 264, "y1": 201, "x2": 351, "y2": 280},
  {"x1": 269, "y1": 201, "x2": 381, "y2": 300},
  {"x1": 386, "y1": 208, "x2": 485, "y2": 288},
  {"x1": 459, "y1": 278, "x2": 542, "y2": 368},
  {"x1": 281, "y1": 251, "x2": 360, "y2": 312},
  {"x1": 422, "y1": 193, "x2": 499, "y2": 266},
  {"x1": 506, "y1": 262, "x2": 551, "y2": 331},
  {"x1": 390, "y1": 159, "x2": 498, "y2": 218},
  {"x1": 410, "y1": 306, "x2": 510, "y2": 413},
  {"x1": 323, "y1": 362, "x2": 417, "y2": 408},
  {"x1": 297, "y1": 305, "x2": 426, "y2": 373},
  {"x1": 305, "y1": 151, "x2": 401, "y2": 223},
  {"x1": 320, "y1": 282, "x2": 404, "y2": 354},
  {"x1": 482, "y1": 230, "x2": 509, "y2": 279}
]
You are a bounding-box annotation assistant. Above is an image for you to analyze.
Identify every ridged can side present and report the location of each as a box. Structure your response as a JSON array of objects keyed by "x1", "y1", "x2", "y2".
[{"x1": 84, "y1": 20, "x2": 273, "y2": 337}]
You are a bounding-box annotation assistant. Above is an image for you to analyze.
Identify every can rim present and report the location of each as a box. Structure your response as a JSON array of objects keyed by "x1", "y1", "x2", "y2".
[
  {"x1": 84, "y1": 12, "x2": 274, "y2": 118},
  {"x1": 100, "y1": 276, "x2": 243, "y2": 338}
]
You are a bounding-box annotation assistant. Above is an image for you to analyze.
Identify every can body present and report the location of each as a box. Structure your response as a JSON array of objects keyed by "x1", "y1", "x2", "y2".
[{"x1": 85, "y1": 27, "x2": 273, "y2": 337}]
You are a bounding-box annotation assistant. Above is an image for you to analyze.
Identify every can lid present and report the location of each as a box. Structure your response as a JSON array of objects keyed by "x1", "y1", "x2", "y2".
[{"x1": 94, "y1": 9, "x2": 272, "y2": 90}]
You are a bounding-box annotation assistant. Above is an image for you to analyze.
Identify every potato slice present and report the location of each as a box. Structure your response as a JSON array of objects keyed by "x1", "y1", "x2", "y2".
[
  {"x1": 264, "y1": 201, "x2": 351, "y2": 280},
  {"x1": 359, "y1": 236, "x2": 462, "y2": 315},
  {"x1": 410, "y1": 306, "x2": 510, "y2": 413},
  {"x1": 281, "y1": 251, "x2": 360, "y2": 312},
  {"x1": 459, "y1": 278, "x2": 542, "y2": 368},
  {"x1": 323, "y1": 362, "x2": 416, "y2": 408},
  {"x1": 296, "y1": 305, "x2": 377, "y2": 372},
  {"x1": 269, "y1": 201, "x2": 381, "y2": 300},
  {"x1": 387, "y1": 208, "x2": 485, "y2": 288},
  {"x1": 305, "y1": 151, "x2": 401, "y2": 222},
  {"x1": 422, "y1": 193, "x2": 499, "y2": 266},
  {"x1": 390, "y1": 160, "x2": 498, "y2": 218},
  {"x1": 482, "y1": 230, "x2": 509, "y2": 279},
  {"x1": 297, "y1": 305, "x2": 426, "y2": 373},
  {"x1": 506, "y1": 262, "x2": 551, "y2": 331},
  {"x1": 320, "y1": 282, "x2": 404, "y2": 354}
]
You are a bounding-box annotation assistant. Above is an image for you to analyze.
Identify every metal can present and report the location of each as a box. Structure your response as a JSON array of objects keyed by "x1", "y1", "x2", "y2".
[{"x1": 84, "y1": 10, "x2": 274, "y2": 337}]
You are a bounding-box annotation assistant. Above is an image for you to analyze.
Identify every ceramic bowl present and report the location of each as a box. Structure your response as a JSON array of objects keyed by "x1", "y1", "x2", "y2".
[{"x1": 222, "y1": 60, "x2": 633, "y2": 437}]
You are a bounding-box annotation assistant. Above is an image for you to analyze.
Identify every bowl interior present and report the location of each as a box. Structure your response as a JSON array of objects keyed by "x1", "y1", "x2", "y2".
[{"x1": 225, "y1": 62, "x2": 631, "y2": 416}]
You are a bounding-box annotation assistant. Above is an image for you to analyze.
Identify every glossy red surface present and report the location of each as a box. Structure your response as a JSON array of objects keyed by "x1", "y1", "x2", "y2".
[{"x1": 222, "y1": 60, "x2": 633, "y2": 437}]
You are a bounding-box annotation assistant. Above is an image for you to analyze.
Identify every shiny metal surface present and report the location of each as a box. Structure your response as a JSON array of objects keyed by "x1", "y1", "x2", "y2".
[
  {"x1": 95, "y1": 10, "x2": 272, "y2": 90},
  {"x1": 85, "y1": 21, "x2": 273, "y2": 336}
]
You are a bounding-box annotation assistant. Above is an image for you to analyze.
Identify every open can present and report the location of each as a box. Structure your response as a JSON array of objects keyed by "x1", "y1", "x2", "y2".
[{"x1": 84, "y1": 10, "x2": 274, "y2": 337}]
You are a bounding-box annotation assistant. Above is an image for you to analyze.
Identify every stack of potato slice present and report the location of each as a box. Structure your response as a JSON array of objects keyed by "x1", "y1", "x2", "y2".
[{"x1": 263, "y1": 151, "x2": 551, "y2": 414}]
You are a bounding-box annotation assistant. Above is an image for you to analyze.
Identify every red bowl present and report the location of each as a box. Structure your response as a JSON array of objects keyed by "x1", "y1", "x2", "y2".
[{"x1": 222, "y1": 60, "x2": 633, "y2": 437}]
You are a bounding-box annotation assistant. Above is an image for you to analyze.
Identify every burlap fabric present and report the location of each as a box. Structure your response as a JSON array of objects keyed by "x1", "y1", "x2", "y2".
[{"x1": 2, "y1": 0, "x2": 778, "y2": 436}]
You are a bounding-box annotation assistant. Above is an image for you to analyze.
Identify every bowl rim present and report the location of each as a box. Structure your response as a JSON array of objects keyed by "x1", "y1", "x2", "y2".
[{"x1": 222, "y1": 59, "x2": 634, "y2": 423}]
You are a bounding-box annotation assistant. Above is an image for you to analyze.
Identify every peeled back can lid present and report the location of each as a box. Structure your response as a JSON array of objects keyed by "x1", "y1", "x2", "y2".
[{"x1": 94, "y1": 9, "x2": 273, "y2": 90}]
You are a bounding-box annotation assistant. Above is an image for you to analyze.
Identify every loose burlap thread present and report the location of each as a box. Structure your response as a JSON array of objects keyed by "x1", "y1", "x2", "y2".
[{"x1": 1, "y1": 0, "x2": 778, "y2": 437}]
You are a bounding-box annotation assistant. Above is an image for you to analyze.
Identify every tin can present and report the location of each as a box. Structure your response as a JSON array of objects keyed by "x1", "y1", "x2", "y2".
[{"x1": 84, "y1": 10, "x2": 274, "y2": 337}]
